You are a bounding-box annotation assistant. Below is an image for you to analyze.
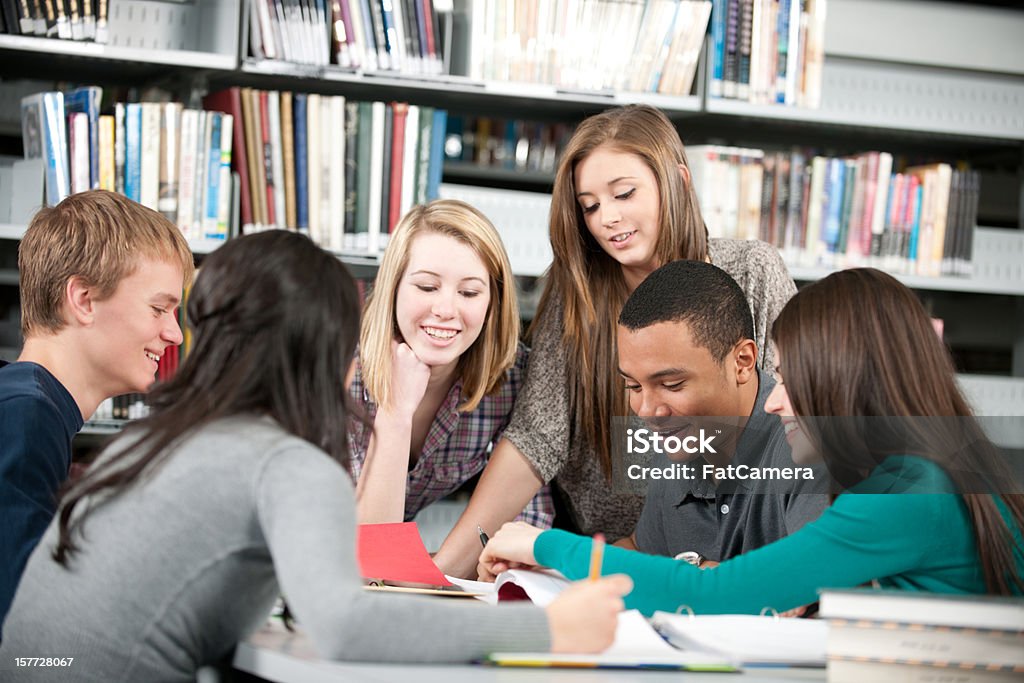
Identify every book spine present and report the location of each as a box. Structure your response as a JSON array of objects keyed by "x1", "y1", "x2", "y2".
[
  {"x1": 97, "y1": 114, "x2": 114, "y2": 192},
  {"x1": 215, "y1": 114, "x2": 234, "y2": 239},
  {"x1": 400, "y1": 104, "x2": 419, "y2": 219},
  {"x1": 139, "y1": 103, "x2": 161, "y2": 211},
  {"x1": 709, "y1": 0, "x2": 727, "y2": 97},
  {"x1": 343, "y1": 100, "x2": 358, "y2": 248},
  {"x1": 268, "y1": 92, "x2": 287, "y2": 231},
  {"x1": 388, "y1": 102, "x2": 408, "y2": 235},
  {"x1": 192, "y1": 112, "x2": 208, "y2": 234},
  {"x1": 426, "y1": 108, "x2": 446, "y2": 200},
  {"x1": 259, "y1": 91, "x2": 277, "y2": 228},
  {"x1": 328, "y1": 95, "x2": 345, "y2": 251},
  {"x1": 176, "y1": 109, "x2": 199, "y2": 239},
  {"x1": 737, "y1": 0, "x2": 753, "y2": 100},
  {"x1": 281, "y1": 91, "x2": 297, "y2": 230},
  {"x1": 775, "y1": 0, "x2": 791, "y2": 103},
  {"x1": 331, "y1": 0, "x2": 351, "y2": 67},
  {"x1": 203, "y1": 112, "x2": 223, "y2": 237},
  {"x1": 378, "y1": 101, "x2": 394, "y2": 248},
  {"x1": 354, "y1": 100, "x2": 373, "y2": 249},
  {"x1": 69, "y1": 112, "x2": 89, "y2": 194},
  {"x1": 124, "y1": 103, "x2": 142, "y2": 203},
  {"x1": 306, "y1": 93, "x2": 321, "y2": 243},
  {"x1": 369, "y1": 0, "x2": 390, "y2": 70},
  {"x1": 367, "y1": 100, "x2": 386, "y2": 253},
  {"x1": 158, "y1": 102, "x2": 181, "y2": 224},
  {"x1": 414, "y1": 105, "x2": 432, "y2": 205},
  {"x1": 293, "y1": 93, "x2": 309, "y2": 234}
]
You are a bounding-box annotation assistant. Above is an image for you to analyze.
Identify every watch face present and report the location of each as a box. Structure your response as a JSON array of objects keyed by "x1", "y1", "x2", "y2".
[{"x1": 676, "y1": 551, "x2": 704, "y2": 567}]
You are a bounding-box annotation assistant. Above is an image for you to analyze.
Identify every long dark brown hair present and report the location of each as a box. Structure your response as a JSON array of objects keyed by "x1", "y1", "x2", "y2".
[
  {"x1": 772, "y1": 268, "x2": 1024, "y2": 594},
  {"x1": 535, "y1": 104, "x2": 709, "y2": 477},
  {"x1": 54, "y1": 230, "x2": 361, "y2": 564}
]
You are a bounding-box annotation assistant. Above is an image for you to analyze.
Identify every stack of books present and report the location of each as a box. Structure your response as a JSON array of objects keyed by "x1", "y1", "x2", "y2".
[
  {"x1": 688, "y1": 145, "x2": 981, "y2": 277},
  {"x1": 204, "y1": 87, "x2": 448, "y2": 255},
  {"x1": 461, "y1": 0, "x2": 712, "y2": 97},
  {"x1": 0, "y1": 0, "x2": 109, "y2": 43},
  {"x1": 249, "y1": 0, "x2": 447, "y2": 74},
  {"x1": 708, "y1": 0, "x2": 827, "y2": 107},
  {"x1": 21, "y1": 87, "x2": 237, "y2": 243},
  {"x1": 820, "y1": 589, "x2": 1024, "y2": 683},
  {"x1": 443, "y1": 116, "x2": 575, "y2": 176}
]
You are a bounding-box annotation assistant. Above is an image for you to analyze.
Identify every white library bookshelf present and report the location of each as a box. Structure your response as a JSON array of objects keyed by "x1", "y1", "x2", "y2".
[{"x1": 0, "y1": 0, "x2": 1022, "y2": 427}]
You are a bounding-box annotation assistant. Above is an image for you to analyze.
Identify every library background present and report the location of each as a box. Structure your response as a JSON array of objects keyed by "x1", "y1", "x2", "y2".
[{"x1": 0, "y1": 0, "x2": 1022, "y2": 517}]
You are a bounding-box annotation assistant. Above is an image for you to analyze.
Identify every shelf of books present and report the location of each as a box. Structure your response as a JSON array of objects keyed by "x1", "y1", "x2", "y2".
[
  {"x1": 238, "y1": 61, "x2": 704, "y2": 117},
  {"x1": 0, "y1": 34, "x2": 236, "y2": 71},
  {"x1": 0, "y1": 0, "x2": 239, "y2": 70}
]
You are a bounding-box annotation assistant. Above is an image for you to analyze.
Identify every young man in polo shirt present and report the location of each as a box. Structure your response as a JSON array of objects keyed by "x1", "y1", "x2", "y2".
[
  {"x1": 0, "y1": 190, "x2": 194, "y2": 633},
  {"x1": 616, "y1": 260, "x2": 826, "y2": 566}
]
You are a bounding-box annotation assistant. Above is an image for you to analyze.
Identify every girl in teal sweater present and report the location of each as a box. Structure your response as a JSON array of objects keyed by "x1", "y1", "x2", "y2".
[{"x1": 479, "y1": 267, "x2": 1024, "y2": 615}]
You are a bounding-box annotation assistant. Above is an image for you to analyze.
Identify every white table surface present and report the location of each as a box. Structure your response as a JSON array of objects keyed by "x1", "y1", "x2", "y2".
[{"x1": 233, "y1": 623, "x2": 828, "y2": 683}]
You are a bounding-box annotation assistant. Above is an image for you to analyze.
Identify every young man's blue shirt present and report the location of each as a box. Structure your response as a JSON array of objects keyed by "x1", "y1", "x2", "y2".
[{"x1": 0, "y1": 360, "x2": 83, "y2": 634}]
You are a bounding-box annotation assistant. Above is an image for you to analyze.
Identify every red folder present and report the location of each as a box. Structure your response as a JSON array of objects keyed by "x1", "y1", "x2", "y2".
[{"x1": 356, "y1": 522, "x2": 452, "y2": 587}]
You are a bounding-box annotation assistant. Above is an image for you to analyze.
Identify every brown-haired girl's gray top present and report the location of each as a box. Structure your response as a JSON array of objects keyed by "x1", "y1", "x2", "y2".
[
  {"x1": 0, "y1": 416, "x2": 550, "y2": 681},
  {"x1": 504, "y1": 238, "x2": 797, "y2": 538}
]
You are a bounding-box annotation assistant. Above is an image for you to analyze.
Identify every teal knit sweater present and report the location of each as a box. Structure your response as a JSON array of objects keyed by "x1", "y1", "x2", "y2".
[{"x1": 535, "y1": 456, "x2": 1023, "y2": 615}]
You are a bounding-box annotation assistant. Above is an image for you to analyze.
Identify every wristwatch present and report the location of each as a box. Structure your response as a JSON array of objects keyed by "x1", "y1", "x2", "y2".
[{"x1": 675, "y1": 551, "x2": 705, "y2": 567}]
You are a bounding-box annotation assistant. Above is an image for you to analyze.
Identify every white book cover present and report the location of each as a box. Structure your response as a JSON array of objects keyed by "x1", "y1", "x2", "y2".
[
  {"x1": 267, "y1": 92, "x2": 286, "y2": 231},
  {"x1": 367, "y1": 101, "x2": 386, "y2": 254},
  {"x1": 158, "y1": 103, "x2": 182, "y2": 222},
  {"x1": 139, "y1": 103, "x2": 161, "y2": 211},
  {"x1": 384, "y1": 0, "x2": 405, "y2": 72},
  {"x1": 400, "y1": 105, "x2": 419, "y2": 221},
  {"x1": 193, "y1": 111, "x2": 211, "y2": 238},
  {"x1": 803, "y1": 155, "x2": 829, "y2": 268},
  {"x1": 29, "y1": 92, "x2": 70, "y2": 206},
  {"x1": 176, "y1": 109, "x2": 200, "y2": 240},
  {"x1": 820, "y1": 589, "x2": 1024, "y2": 632},
  {"x1": 271, "y1": 0, "x2": 291, "y2": 62},
  {"x1": 255, "y1": 0, "x2": 278, "y2": 59},
  {"x1": 216, "y1": 114, "x2": 234, "y2": 239},
  {"x1": 870, "y1": 151, "x2": 894, "y2": 254},
  {"x1": 328, "y1": 95, "x2": 346, "y2": 252},
  {"x1": 69, "y1": 113, "x2": 90, "y2": 195},
  {"x1": 346, "y1": 0, "x2": 366, "y2": 69},
  {"x1": 319, "y1": 95, "x2": 332, "y2": 247},
  {"x1": 306, "y1": 93, "x2": 322, "y2": 245},
  {"x1": 784, "y1": 0, "x2": 802, "y2": 104}
]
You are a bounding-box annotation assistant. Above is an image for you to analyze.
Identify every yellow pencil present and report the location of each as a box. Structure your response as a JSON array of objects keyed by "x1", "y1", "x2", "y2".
[{"x1": 589, "y1": 533, "x2": 605, "y2": 581}]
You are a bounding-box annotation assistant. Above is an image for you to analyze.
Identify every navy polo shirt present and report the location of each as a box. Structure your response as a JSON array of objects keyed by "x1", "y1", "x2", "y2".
[{"x1": 0, "y1": 360, "x2": 83, "y2": 634}]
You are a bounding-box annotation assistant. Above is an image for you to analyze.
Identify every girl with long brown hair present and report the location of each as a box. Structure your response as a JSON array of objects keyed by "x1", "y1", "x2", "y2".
[
  {"x1": 434, "y1": 105, "x2": 796, "y2": 577},
  {"x1": 478, "y1": 268, "x2": 1024, "y2": 613}
]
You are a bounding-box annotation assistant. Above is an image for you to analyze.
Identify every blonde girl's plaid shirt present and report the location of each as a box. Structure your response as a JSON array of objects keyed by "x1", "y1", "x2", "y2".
[{"x1": 347, "y1": 342, "x2": 554, "y2": 527}]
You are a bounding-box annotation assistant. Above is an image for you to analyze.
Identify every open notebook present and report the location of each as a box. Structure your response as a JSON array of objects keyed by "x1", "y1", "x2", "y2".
[{"x1": 453, "y1": 568, "x2": 826, "y2": 669}]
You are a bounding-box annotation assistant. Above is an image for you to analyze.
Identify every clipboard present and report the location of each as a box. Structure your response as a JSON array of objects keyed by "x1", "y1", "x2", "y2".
[{"x1": 363, "y1": 579, "x2": 484, "y2": 598}]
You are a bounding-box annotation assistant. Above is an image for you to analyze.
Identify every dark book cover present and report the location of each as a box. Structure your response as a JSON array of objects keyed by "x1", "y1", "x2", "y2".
[{"x1": 293, "y1": 93, "x2": 309, "y2": 233}]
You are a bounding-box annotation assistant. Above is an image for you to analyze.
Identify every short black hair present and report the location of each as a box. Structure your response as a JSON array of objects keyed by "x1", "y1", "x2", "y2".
[{"x1": 618, "y1": 260, "x2": 755, "y2": 363}]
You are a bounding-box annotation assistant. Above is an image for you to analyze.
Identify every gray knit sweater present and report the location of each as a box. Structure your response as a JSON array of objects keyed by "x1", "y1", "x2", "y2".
[
  {"x1": 503, "y1": 238, "x2": 798, "y2": 539},
  {"x1": 0, "y1": 416, "x2": 549, "y2": 682}
]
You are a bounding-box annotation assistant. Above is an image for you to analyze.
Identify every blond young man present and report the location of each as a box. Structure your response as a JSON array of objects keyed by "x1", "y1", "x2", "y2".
[{"x1": 0, "y1": 190, "x2": 193, "y2": 631}]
